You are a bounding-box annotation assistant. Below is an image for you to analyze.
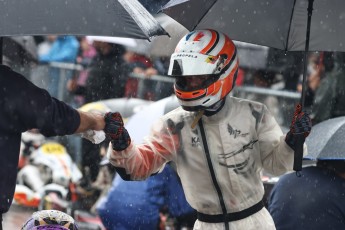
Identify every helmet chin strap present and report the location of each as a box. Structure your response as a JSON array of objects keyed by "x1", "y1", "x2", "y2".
[{"x1": 190, "y1": 98, "x2": 226, "y2": 129}]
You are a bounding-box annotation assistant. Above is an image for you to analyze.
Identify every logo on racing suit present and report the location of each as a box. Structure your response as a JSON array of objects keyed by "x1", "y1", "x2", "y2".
[
  {"x1": 191, "y1": 136, "x2": 200, "y2": 147},
  {"x1": 227, "y1": 124, "x2": 249, "y2": 138},
  {"x1": 218, "y1": 140, "x2": 258, "y2": 177}
]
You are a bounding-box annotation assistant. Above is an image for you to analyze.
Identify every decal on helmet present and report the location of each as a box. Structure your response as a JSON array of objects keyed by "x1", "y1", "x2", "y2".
[
  {"x1": 200, "y1": 30, "x2": 219, "y2": 54},
  {"x1": 193, "y1": 31, "x2": 205, "y2": 41},
  {"x1": 185, "y1": 31, "x2": 196, "y2": 41},
  {"x1": 205, "y1": 55, "x2": 218, "y2": 64}
]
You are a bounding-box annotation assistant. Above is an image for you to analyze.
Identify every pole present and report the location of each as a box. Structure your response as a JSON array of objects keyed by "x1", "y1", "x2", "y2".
[
  {"x1": 300, "y1": 0, "x2": 314, "y2": 108},
  {"x1": 293, "y1": 0, "x2": 314, "y2": 173},
  {"x1": 0, "y1": 37, "x2": 3, "y2": 64}
]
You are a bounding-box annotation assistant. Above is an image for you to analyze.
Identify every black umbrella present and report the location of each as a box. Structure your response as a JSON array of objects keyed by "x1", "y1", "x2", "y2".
[
  {"x1": 0, "y1": 0, "x2": 169, "y2": 64},
  {"x1": 305, "y1": 116, "x2": 345, "y2": 160}
]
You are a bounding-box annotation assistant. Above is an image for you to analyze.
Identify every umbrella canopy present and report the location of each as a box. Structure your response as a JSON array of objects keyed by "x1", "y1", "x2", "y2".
[
  {"x1": 149, "y1": 13, "x2": 189, "y2": 57},
  {"x1": 161, "y1": 0, "x2": 345, "y2": 52},
  {"x1": 140, "y1": 13, "x2": 270, "y2": 67},
  {"x1": 0, "y1": 0, "x2": 168, "y2": 39},
  {"x1": 305, "y1": 116, "x2": 345, "y2": 160}
]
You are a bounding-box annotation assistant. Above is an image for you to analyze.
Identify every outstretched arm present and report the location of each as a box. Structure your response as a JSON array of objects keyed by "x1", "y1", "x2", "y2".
[
  {"x1": 75, "y1": 110, "x2": 105, "y2": 133},
  {"x1": 105, "y1": 112, "x2": 178, "y2": 180}
]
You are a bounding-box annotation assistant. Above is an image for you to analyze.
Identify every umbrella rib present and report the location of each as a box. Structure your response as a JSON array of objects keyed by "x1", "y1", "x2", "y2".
[
  {"x1": 285, "y1": 0, "x2": 297, "y2": 52},
  {"x1": 191, "y1": 0, "x2": 218, "y2": 31}
]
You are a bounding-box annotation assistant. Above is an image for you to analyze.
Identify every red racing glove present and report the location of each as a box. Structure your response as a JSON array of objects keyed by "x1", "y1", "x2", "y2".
[
  {"x1": 285, "y1": 104, "x2": 312, "y2": 151},
  {"x1": 104, "y1": 112, "x2": 131, "y2": 151}
]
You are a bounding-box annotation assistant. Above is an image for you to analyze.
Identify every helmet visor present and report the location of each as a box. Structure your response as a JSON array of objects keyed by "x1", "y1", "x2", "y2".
[{"x1": 175, "y1": 74, "x2": 220, "y2": 91}]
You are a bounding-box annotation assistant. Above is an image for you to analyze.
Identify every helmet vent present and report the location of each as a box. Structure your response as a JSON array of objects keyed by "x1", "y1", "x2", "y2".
[{"x1": 202, "y1": 98, "x2": 210, "y2": 104}]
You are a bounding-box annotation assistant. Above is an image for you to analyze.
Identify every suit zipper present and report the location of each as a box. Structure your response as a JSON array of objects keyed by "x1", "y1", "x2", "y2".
[{"x1": 198, "y1": 119, "x2": 229, "y2": 230}]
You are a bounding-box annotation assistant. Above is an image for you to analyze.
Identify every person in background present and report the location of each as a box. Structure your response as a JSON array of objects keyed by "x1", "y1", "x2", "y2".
[
  {"x1": 268, "y1": 159, "x2": 345, "y2": 229},
  {"x1": 21, "y1": 209, "x2": 78, "y2": 230},
  {"x1": 68, "y1": 40, "x2": 126, "y2": 103},
  {"x1": 310, "y1": 52, "x2": 344, "y2": 125},
  {"x1": 296, "y1": 52, "x2": 334, "y2": 110},
  {"x1": 104, "y1": 29, "x2": 312, "y2": 230},
  {"x1": 0, "y1": 64, "x2": 107, "y2": 228},
  {"x1": 67, "y1": 36, "x2": 97, "y2": 107},
  {"x1": 36, "y1": 35, "x2": 57, "y2": 57},
  {"x1": 67, "y1": 40, "x2": 126, "y2": 182},
  {"x1": 38, "y1": 35, "x2": 79, "y2": 101},
  {"x1": 123, "y1": 45, "x2": 157, "y2": 100},
  {"x1": 97, "y1": 163, "x2": 196, "y2": 230}
]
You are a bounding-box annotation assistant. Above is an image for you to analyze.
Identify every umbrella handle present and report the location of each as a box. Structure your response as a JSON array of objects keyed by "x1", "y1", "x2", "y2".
[{"x1": 293, "y1": 133, "x2": 305, "y2": 172}]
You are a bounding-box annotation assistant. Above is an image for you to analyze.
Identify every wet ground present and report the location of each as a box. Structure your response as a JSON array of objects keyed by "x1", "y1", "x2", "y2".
[{"x1": 2, "y1": 204, "x2": 35, "y2": 229}]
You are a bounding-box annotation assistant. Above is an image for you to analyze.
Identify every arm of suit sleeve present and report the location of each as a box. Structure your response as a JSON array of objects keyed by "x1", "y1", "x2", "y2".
[
  {"x1": 258, "y1": 105, "x2": 307, "y2": 176},
  {"x1": 107, "y1": 118, "x2": 180, "y2": 180}
]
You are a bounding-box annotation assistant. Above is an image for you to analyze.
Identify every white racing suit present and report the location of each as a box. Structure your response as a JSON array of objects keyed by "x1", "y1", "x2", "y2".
[{"x1": 108, "y1": 96, "x2": 307, "y2": 230}]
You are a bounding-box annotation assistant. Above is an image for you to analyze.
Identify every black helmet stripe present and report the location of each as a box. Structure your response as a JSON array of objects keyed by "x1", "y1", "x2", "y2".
[
  {"x1": 205, "y1": 30, "x2": 220, "y2": 54},
  {"x1": 228, "y1": 47, "x2": 237, "y2": 70}
]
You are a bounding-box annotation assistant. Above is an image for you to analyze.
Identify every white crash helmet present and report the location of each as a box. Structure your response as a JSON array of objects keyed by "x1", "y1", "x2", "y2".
[{"x1": 168, "y1": 29, "x2": 239, "y2": 111}]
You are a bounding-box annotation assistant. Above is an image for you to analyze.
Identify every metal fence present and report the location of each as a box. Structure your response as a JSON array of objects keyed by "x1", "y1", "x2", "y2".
[
  {"x1": 30, "y1": 62, "x2": 300, "y2": 129},
  {"x1": 129, "y1": 73, "x2": 300, "y2": 128}
]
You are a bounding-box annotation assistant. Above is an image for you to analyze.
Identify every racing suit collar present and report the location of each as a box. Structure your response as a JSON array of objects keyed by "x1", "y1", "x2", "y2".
[{"x1": 204, "y1": 98, "x2": 226, "y2": 117}]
